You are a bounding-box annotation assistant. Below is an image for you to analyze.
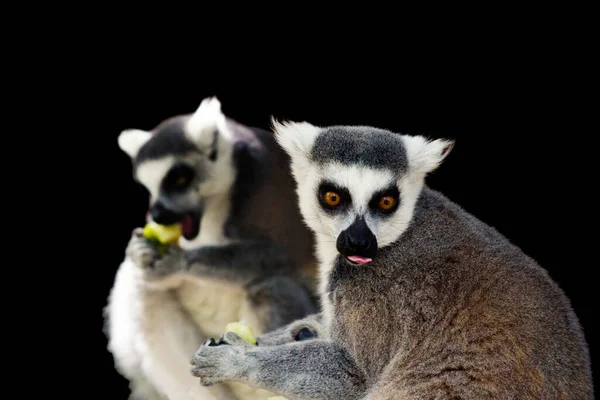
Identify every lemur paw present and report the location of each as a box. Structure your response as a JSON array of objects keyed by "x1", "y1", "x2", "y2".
[
  {"x1": 126, "y1": 229, "x2": 159, "y2": 270},
  {"x1": 126, "y1": 228, "x2": 185, "y2": 281},
  {"x1": 221, "y1": 331, "x2": 255, "y2": 347},
  {"x1": 153, "y1": 244, "x2": 186, "y2": 277},
  {"x1": 190, "y1": 332, "x2": 253, "y2": 386}
]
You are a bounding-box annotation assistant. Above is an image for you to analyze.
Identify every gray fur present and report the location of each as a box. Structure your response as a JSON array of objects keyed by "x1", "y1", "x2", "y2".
[
  {"x1": 256, "y1": 313, "x2": 325, "y2": 346},
  {"x1": 246, "y1": 277, "x2": 319, "y2": 333},
  {"x1": 134, "y1": 116, "x2": 199, "y2": 165},
  {"x1": 184, "y1": 241, "x2": 304, "y2": 283},
  {"x1": 190, "y1": 125, "x2": 593, "y2": 399},
  {"x1": 191, "y1": 332, "x2": 365, "y2": 400},
  {"x1": 310, "y1": 125, "x2": 408, "y2": 171}
]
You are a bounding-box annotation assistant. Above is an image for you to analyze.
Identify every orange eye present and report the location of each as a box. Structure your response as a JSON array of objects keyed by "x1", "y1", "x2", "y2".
[
  {"x1": 378, "y1": 196, "x2": 395, "y2": 210},
  {"x1": 175, "y1": 177, "x2": 188, "y2": 185},
  {"x1": 324, "y1": 192, "x2": 341, "y2": 207}
]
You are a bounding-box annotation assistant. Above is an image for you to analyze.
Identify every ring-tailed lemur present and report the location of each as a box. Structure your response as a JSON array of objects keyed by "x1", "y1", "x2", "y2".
[
  {"x1": 104, "y1": 98, "x2": 319, "y2": 400},
  {"x1": 190, "y1": 121, "x2": 593, "y2": 400}
]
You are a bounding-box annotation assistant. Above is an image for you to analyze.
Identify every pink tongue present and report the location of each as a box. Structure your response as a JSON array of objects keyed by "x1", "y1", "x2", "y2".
[
  {"x1": 181, "y1": 214, "x2": 194, "y2": 237},
  {"x1": 347, "y1": 255, "x2": 372, "y2": 264}
]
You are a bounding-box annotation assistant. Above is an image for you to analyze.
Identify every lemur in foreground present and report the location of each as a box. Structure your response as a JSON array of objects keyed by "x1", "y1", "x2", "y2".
[
  {"x1": 190, "y1": 121, "x2": 593, "y2": 399},
  {"x1": 104, "y1": 98, "x2": 319, "y2": 400}
]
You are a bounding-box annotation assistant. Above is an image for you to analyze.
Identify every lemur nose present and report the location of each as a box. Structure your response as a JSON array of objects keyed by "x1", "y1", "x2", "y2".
[
  {"x1": 347, "y1": 236, "x2": 371, "y2": 253},
  {"x1": 150, "y1": 201, "x2": 182, "y2": 225},
  {"x1": 150, "y1": 202, "x2": 166, "y2": 218},
  {"x1": 336, "y1": 216, "x2": 379, "y2": 258}
]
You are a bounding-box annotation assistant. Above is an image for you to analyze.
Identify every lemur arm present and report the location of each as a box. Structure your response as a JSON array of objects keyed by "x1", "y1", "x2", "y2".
[
  {"x1": 255, "y1": 312, "x2": 326, "y2": 346},
  {"x1": 191, "y1": 335, "x2": 366, "y2": 400},
  {"x1": 182, "y1": 240, "x2": 298, "y2": 284},
  {"x1": 176, "y1": 241, "x2": 319, "y2": 332}
]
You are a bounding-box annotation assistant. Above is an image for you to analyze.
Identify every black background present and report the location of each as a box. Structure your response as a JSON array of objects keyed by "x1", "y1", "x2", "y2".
[{"x1": 86, "y1": 49, "x2": 596, "y2": 397}]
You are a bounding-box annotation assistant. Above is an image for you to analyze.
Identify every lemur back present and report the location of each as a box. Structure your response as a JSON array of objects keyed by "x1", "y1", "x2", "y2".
[{"x1": 222, "y1": 117, "x2": 317, "y2": 277}]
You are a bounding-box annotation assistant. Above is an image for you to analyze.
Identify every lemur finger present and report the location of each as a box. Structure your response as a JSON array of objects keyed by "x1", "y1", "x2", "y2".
[
  {"x1": 127, "y1": 238, "x2": 147, "y2": 252},
  {"x1": 132, "y1": 227, "x2": 144, "y2": 237},
  {"x1": 192, "y1": 343, "x2": 223, "y2": 366},
  {"x1": 199, "y1": 375, "x2": 220, "y2": 386},
  {"x1": 134, "y1": 245, "x2": 155, "y2": 258},
  {"x1": 190, "y1": 355, "x2": 212, "y2": 368},
  {"x1": 222, "y1": 331, "x2": 249, "y2": 346},
  {"x1": 163, "y1": 244, "x2": 182, "y2": 257},
  {"x1": 134, "y1": 236, "x2": 154, "y2": 248},
  {"x1": 189, "y1": 365, "x2": 222, "y2": 385},
  {"x1": 133, "y1": 240, "x2": 159, "y2": 257}
]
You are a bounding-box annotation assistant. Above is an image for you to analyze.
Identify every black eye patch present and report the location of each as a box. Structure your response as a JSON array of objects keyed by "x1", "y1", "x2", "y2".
[
  {"x1": 368, "y1": 184, "x2": 400, "y2": 215},
  {"x1": 317, "y1": 181, "x2": 351, "y2": 213},
  {"x1": 162, "y1": 163, "x2": 196, "y2": 193}
]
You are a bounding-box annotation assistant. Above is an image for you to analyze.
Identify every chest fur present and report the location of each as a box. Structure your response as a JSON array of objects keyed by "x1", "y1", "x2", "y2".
[
  {"x1": 173, "y1": 202, "x2": 253, "y2": 340},
  {"x1": 328, "y1": 260, "x2": 446, "y2": 380},
  {"x1": 175, "y1": 279, "x2": 248, "y2": 339},
  {"x1": 329, "y1": 266, "x2": 398, "y2": 377},
  {"x1": 174, "y1": 278, "x2": 275, "y2": 400}
]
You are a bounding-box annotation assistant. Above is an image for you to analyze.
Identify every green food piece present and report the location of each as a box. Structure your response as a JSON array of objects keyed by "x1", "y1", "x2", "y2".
[
  {"x1": 143, "y1": 221, "x2": 182, "y2": 244},
  {"x1": 225, "y1": 322, "x2": 257, "y2": 345}
]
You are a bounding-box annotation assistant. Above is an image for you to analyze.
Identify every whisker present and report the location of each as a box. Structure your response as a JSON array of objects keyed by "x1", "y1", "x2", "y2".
[
  {"x1": 313, "y1": 230, "x2": 335, "y2": 238},
  {"x1": 387, "y1": 225, "x2": 404, "y2": 233}
]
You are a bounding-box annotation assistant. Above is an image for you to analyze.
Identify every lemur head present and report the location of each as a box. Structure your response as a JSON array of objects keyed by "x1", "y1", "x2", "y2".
[
  {"x1": 118, "y1": 97, "x2": 236, "y2": 241},
  {"x1": 272, "y1": 120, "x2": 453, "y2": 265}
]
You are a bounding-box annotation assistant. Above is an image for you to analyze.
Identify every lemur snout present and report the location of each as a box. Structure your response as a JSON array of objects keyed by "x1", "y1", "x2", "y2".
[
  {"x1": 336, "y1": 216, "x2": 378, "y2": 262},
  {"x1": 150, "y1": 201, "x2": 183, "y2": 225}
]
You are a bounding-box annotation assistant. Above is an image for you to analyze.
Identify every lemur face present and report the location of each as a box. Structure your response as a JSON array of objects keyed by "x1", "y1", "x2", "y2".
[
  {"x1": 118, "y1": 97, "x2": 235, "y2": 241},
  {"x1": 273, "y1": 120, "x2": 453, "y2": 265}
]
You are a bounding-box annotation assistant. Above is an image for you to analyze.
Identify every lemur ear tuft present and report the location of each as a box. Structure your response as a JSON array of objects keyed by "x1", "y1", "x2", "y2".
[
  {"x1": 271, "y1": 117, "x2": 321, "y2": 159},
  {"x1": 440, "y1": 140, "x2": 454, "y2": 158},
  {"x1": 186, "y1": 96, "x2": 226, "y2": 147},
  {"x1": 403, "y1": 135, "x2": 455, "y2": 175},
  {"x1": 118, "y1": 129, "x2": 152, "y2": 158}
]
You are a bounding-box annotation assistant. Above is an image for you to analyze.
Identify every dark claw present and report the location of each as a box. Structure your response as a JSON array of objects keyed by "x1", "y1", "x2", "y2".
[
  {"x1": 202, "y1": 336, "x2": 229, "y2": 347},
  {"x1": 216, "y1": 335, "x2": 230, "y2": 346}
]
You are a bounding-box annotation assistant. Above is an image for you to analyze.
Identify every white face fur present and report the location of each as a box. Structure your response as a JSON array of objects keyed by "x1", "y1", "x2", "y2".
[
  {"x1": 301, "y1": 162, "x2": 423, "y2": 249},
  {"x1": 272, "y1": 119, "x2": 454, "y2": 267}
]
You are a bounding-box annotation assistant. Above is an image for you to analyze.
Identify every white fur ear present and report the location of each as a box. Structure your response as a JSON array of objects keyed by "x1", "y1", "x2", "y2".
[
  {"x1": 186, "y1": 96, "x2": 227, "y2": 146},
  {"x1": 271, "y1": 118, "x2": 321, "y2": 160},
  {"x1": 403, "y1": 135, "x2": 454, "y2": 175},
  {"x1": 118, "y1": 129, "x2": 152, "y2": 158}
]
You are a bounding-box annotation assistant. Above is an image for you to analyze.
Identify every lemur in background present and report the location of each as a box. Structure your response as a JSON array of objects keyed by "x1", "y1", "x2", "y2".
[
  {"x1": 104, "y1": 98, "x2": 319, "y2": 400},
  {"x1": 191, "y1": 121, "x2": 593, "y2": 400}
]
